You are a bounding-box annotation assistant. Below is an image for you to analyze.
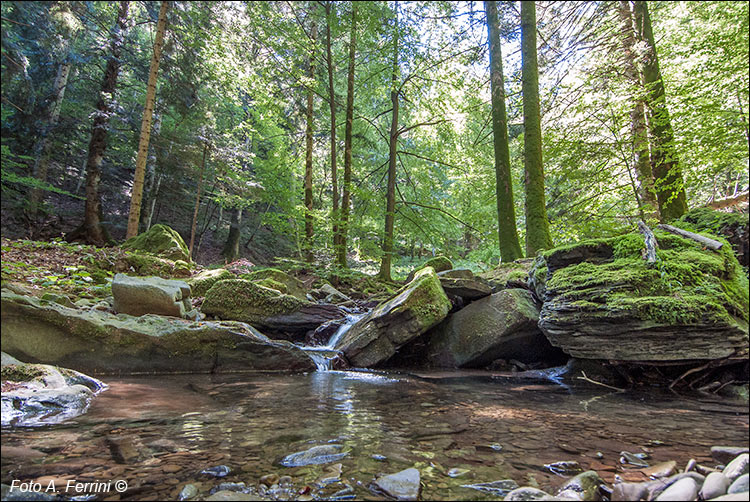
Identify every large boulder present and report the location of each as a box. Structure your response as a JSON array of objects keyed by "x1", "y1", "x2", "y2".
[
  {"x1": 478, "y1": 259, "x2": 535, "y2": 291},
  {"x1": 437, "y1": 269, "x2": 492, "y2": 301},
  {"x1": 2, "y1": 352, "x2": 106, "y2": 427},
  {"x1": 121, "y1": 224, "x2": 190, "y2": 263},
  {"x1": 405, "y1": 255, "x2": 453, "y2": 283},
  {"x1": 426, "y1": 288, "x2": 561, "y2": 368},
  {"x1": 334, "y1": 267, "x2": 451, "y2": 367},
  {"x1": 112, "y1": 274, "x2": 191, "y2": 318},
  {"x1": 241, "y1": 268, "x2": 307, "y2": 300},
  {"x1": 202, "y1": 279, "x2": 343, "y2": 332},
  {"x1": 537, "y1": 229, "x2": 749, "y2": 361},
  {"x1": 1, "y1": 289, "x2": 315, "y2": 374},
  {"x1": 187, "y1": 268, "x2": 234, "y2": 297}
]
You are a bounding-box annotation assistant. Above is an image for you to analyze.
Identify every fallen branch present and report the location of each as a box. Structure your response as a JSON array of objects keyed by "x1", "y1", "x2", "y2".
[
  {"x1": 576, "y1": 371, "x2": 626, "y2": 391},
  {"x1": 657, "y1": 224, "x2": 723, "y2": 251},
  {"x1": 637, "y1": 220, "x2": 658, "y2": 263},
  {"x1": 706, "y1": 190, "x2": 749, "y2": 210}
]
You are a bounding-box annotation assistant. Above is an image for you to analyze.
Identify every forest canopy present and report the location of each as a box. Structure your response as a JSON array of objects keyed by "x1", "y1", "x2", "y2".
[{"x1": 2, "y1": 0, "x2": 748, "y2": 279}]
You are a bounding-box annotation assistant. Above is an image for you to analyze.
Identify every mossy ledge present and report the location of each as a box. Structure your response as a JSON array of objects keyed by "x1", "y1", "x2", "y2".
[{"x1": 536, "y1": 229, "x2": 749, "y2": 361}]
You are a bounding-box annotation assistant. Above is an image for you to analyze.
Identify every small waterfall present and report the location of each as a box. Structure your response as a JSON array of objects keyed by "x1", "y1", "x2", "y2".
[{"x1": 300, "y1": 313, "x2": 364, "y2": 371}]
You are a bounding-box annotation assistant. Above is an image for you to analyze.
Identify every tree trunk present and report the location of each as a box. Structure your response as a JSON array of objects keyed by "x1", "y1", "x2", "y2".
[
  {"x1": 338, "y1": 3, "x2": 357, "y2": 268},
  {"x1": 126, "y1": 0, "x2": 169, "y2": 238},
  {"x1": 69, "y1": 0, "x2": 130, "y2": 246},
  {"x1": 144, "y1": 174, "x2": 161, "y2": 231},
  {"x1": 378, "y1": 2, "x2": 399, "y2": 282},
  {"x1": 304, "y1": 17, "x2": 317, "y2": 262},
  {"x1": 521, "y1": 0, "x2": 552, "y2": 257},
  {"x1": 28, "y1": 58, "x2": 71, "y2": 218},
  {"x1": 188, "y1": 142, "x2": 208, "y2": 259},
  {"x1": 486, "y1": 0, "x2": 523, "y2": 262},
  {"x1": 633, "y1": 0, "x2": 688, "y2": 222},
  {"x1": 222, "y1": 207, "x2": 243, "y2": 262},
  {"x1": 138, "y1": 102, "x2": 163, "y2": 229},
  {"x1": 325, "y1": 2, "x2": 341, "y2": 262},
  {"x1": 618, "y1": 1, "x2": 659, "y2": 220}
]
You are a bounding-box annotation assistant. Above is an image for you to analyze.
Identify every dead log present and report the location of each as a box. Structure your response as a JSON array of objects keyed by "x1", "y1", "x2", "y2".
[
  {"x1": 706, "y1": 190, "x2": 749, "y2": 210},
  {"x1": 657, "y1": 224, "x2": 723, "y2": 250},
  {"x1": 637, "y1": 220, "x2": 658, "y2": 263}
]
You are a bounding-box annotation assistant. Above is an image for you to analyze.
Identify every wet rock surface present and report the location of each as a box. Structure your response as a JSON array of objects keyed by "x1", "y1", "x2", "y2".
[{"x1": 371, "y1": 468, "x2": 421, "y2": 500}]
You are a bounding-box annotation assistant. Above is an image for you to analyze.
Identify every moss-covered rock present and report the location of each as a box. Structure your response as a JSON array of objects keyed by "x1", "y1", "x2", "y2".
[
  {"x1": 678, "y1": 208, "x2": 748, "y2": 267},
  {"x1": 478, "y1": 259, "x2": 535, "y2": 290},
  {"x1": 1, "y1": 289, "x2": 315, "y2": 374},
  {"x1": 537, "y1": 229, "x2": 749, "y2": 361},
  {"x1": 254, "y1": 278, "x2": 288, "y2": 294},
  {"x1": 202, "y1": 279, "x2": 343, "y2": 332},
  {"x1": 437, "y1": 269, "x2": 492, "y2": 301},
  {"x1": 121, "y1": 224, "x2": 190, "y2": 263},
  {"x1": 187, "y1": 268, "x2": 234, "y2": 297},
  {"x1": 240, "y1": 268, "x2": 306, "y2": 300},
  {"x1": 404, "y1": 256, "x2": 454, "y2": 283},
  {"x1": 334, "y1": 267, "x2": 451, "y2": 367}
]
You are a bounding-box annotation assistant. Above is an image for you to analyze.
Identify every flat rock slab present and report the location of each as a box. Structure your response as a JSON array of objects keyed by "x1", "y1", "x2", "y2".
[
  {"x1": 372, "y1": 468, "x2": 421, "y2": 501},
  {"x1": 438, "y1": 269, "x2": 492, "y2": 301},
  {"x1": 1, "y1": 290, "x2": 314, "y2": 375},
  {"x1": 112, "y1": 273, "x2": 191, "y2": 318},
  {"x1": 712, "y1": 447, "x2": 750, "y2": 465},
  {"x1": 279, "y1": 445, "x2": 347, "y2": 467}
]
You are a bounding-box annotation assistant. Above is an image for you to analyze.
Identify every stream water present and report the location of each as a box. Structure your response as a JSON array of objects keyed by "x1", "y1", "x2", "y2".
[{"x1": 2, "y1": 369, "x2": 747, "y2": 501}]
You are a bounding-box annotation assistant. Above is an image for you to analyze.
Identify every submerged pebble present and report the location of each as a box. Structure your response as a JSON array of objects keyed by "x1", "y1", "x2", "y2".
[{"x1": 201, "y1": 465, "x2": 232, "y2": 478}]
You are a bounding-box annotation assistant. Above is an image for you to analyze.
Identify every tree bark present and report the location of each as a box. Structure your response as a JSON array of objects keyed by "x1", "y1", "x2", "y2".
[
  {"x1": 126, "y1": 0, "x2": 169, "y2": 238},
  {"x1": 338, "y1": 3, "x2": 357, "y2": 268},
  {"x1": 28, "y1": 57, "x2": 71, "y2": 218},
  {"x1": 69, "y1": 0, "x2": 130, "y2": 246},
  {"x1": 378, "y1": 2, "x2": 400, "y2": 282},
  {"x1": 222, "y1": 207, "x2": 243, "y2": 262},
  {"x1": 633, "y1": 0, "x2": 688, "y2": 222},
  {"x1": 521, "y1": 1, "x2": 552, "y2": 257},
  {"x1": 618, "y1": 1, "x2": 658, "y2": 220},
  {"x1": 325, "y1": 1, "x2": 341, "y2": 262},
  {"x1": 486, "y1": 0, "x2": 523, "y2": 262},
  {"x1": 304, "y1": 16, "x2": 317, "y2": 262},
  {"x1": 188, "y1": 142, "x2": 208, "y2": 259}
]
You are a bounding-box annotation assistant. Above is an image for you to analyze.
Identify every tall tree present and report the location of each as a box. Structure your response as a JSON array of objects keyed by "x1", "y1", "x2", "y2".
[
  {"x1": 521, "y1": 0, "x2": 552, "y2": 257},
  {"x1": 485, "y1": 0, "x2": 523, "y2": 262},
  {"x1": 222, "y1": 207, "x2": 242, "y2": 262},
  {"x1": 126, "y1": 0, "x2": 169, "y2": 239},
  {"x1": 618, "y1": 0, "x2": 658, "y2": 220},
  {"x1": 338, "y1": 2, "x2": 357, "y2": 268},
  {"x1": 324, "y1": 1, "x2": 341, "y2": 263},
  {"x1": 378, "y1": 1, "x2": 400, "y2": 282},
  {"x1": 68, "y1": 0, "x2": 130, "y2": 246},
  {"x1": 633, "y1": 0, "x2": 688, "y2": 221},
  {"x1": 188, "y1": 141, "x2": 208, "y2": 259},
  {"x1": 304, "y1": 14, "x2": 317, "y2": 262}
]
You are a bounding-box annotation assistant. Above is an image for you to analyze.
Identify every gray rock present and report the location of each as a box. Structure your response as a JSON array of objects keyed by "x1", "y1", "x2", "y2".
[
  {"x1": 318, "y1": 284, "x2": 351, "y2": 304},
  {"x1": 279, "y1": 445, "x2": 348, "y2": 467},
  {"x1": 1, "y1": 357, "x2": 106, "y2": 427},
  {"x1": 655, "y1": 477, "x2": 699, "y2": 501},
  {"x1": 426, "y1": 289, "x2": 560, "y2": 368},
  {"x1": 371, "y1": 468, "x2": 421, "y2": 501},
  {"x1": 712, "y1": 447, "x2": 750, "y2": 465},
  {"x1": 503, "y1": 487, "x2": 553, "y2": 501},
  {"x1": 178, "y1": 484, "x2": 199, "y2": 500},
  {"x1": 40, "y1": 292, "x2": 75, "y2": 308},
  {"x1": 611, "y1": 482, "x2": 649, "y2": 501},
  {"x1": 334, "y1": 268, "x2": 451, "y2": 367},
  {"x1": 112, "y1": 273, "x2": 191, "y2": 318},
  {"x1": 647, "y1": 473, "x2": 705, "y2": 501},
  {"x1": 201, "y1": 465, "x2": 232, "y2": 478},
  {"x1": 708, "y1": 493, "x2": 750, "y2": 501},
  {"x1": 701, "y1": 472, "x2": 731, "y2": 500},
  {"x1": 0, "y1": 484, "x2": 58, "y2": 501},
  {"x1": 556, "y1": 470, "x2": 603, "y2": 501},
  {"x1": 460, "y1": 479, "x2": 518, "y2": 497},
  {"x1": 1, "y1": 289, "x2": 315, "y2": 374},
  {"x1": 121, "y1": 223, "x2": 191, "y2": 262},
  {"x1": 728, "y1": 474, "x2": 749, "y2": 494},
  {"x1": 205, "y1": 491, "x2": 263, "y2": 501},
  {"x1": 437, "y1": 269, "x2": 492, "y2": 301},
  {"x1": 724, "y1": 454, "x2": 749, "y2": 482}
]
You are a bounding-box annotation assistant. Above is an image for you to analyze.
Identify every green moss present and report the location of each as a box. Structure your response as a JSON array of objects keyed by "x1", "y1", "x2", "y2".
[
  {"x1": 202, "y1": 279, "x2": 304, "y2": 323},
  {"x1": 241, "y1": 268, "x2": 305, "y2": 299},
  {"x1": 679, "y1": 207, "x2": 748, "y2": 234},
  {"x1": 121, "y1": 224, "x2": 190, "y2": 262},
  {"x1": 254, "y1": 278, "x2": 288, "y2": 294},
  {"x1": 1, "y1": 363, "x2": 45, "y2": 382},
  {"x1": 187, "y1": 268, "x2": 233, "y2": 296},
  {"x1": 543, "y1": 228, "x2": 749, "y2": 326},
  {"x1": 387, "y1": 267, "x2": 451, "y2": 329},
  {"x1": 423, "y1": 256, "x2": 453, "y2": 273},
  {"x1": 479, "y1": 260, "x2": 533, "y2": 286}
]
